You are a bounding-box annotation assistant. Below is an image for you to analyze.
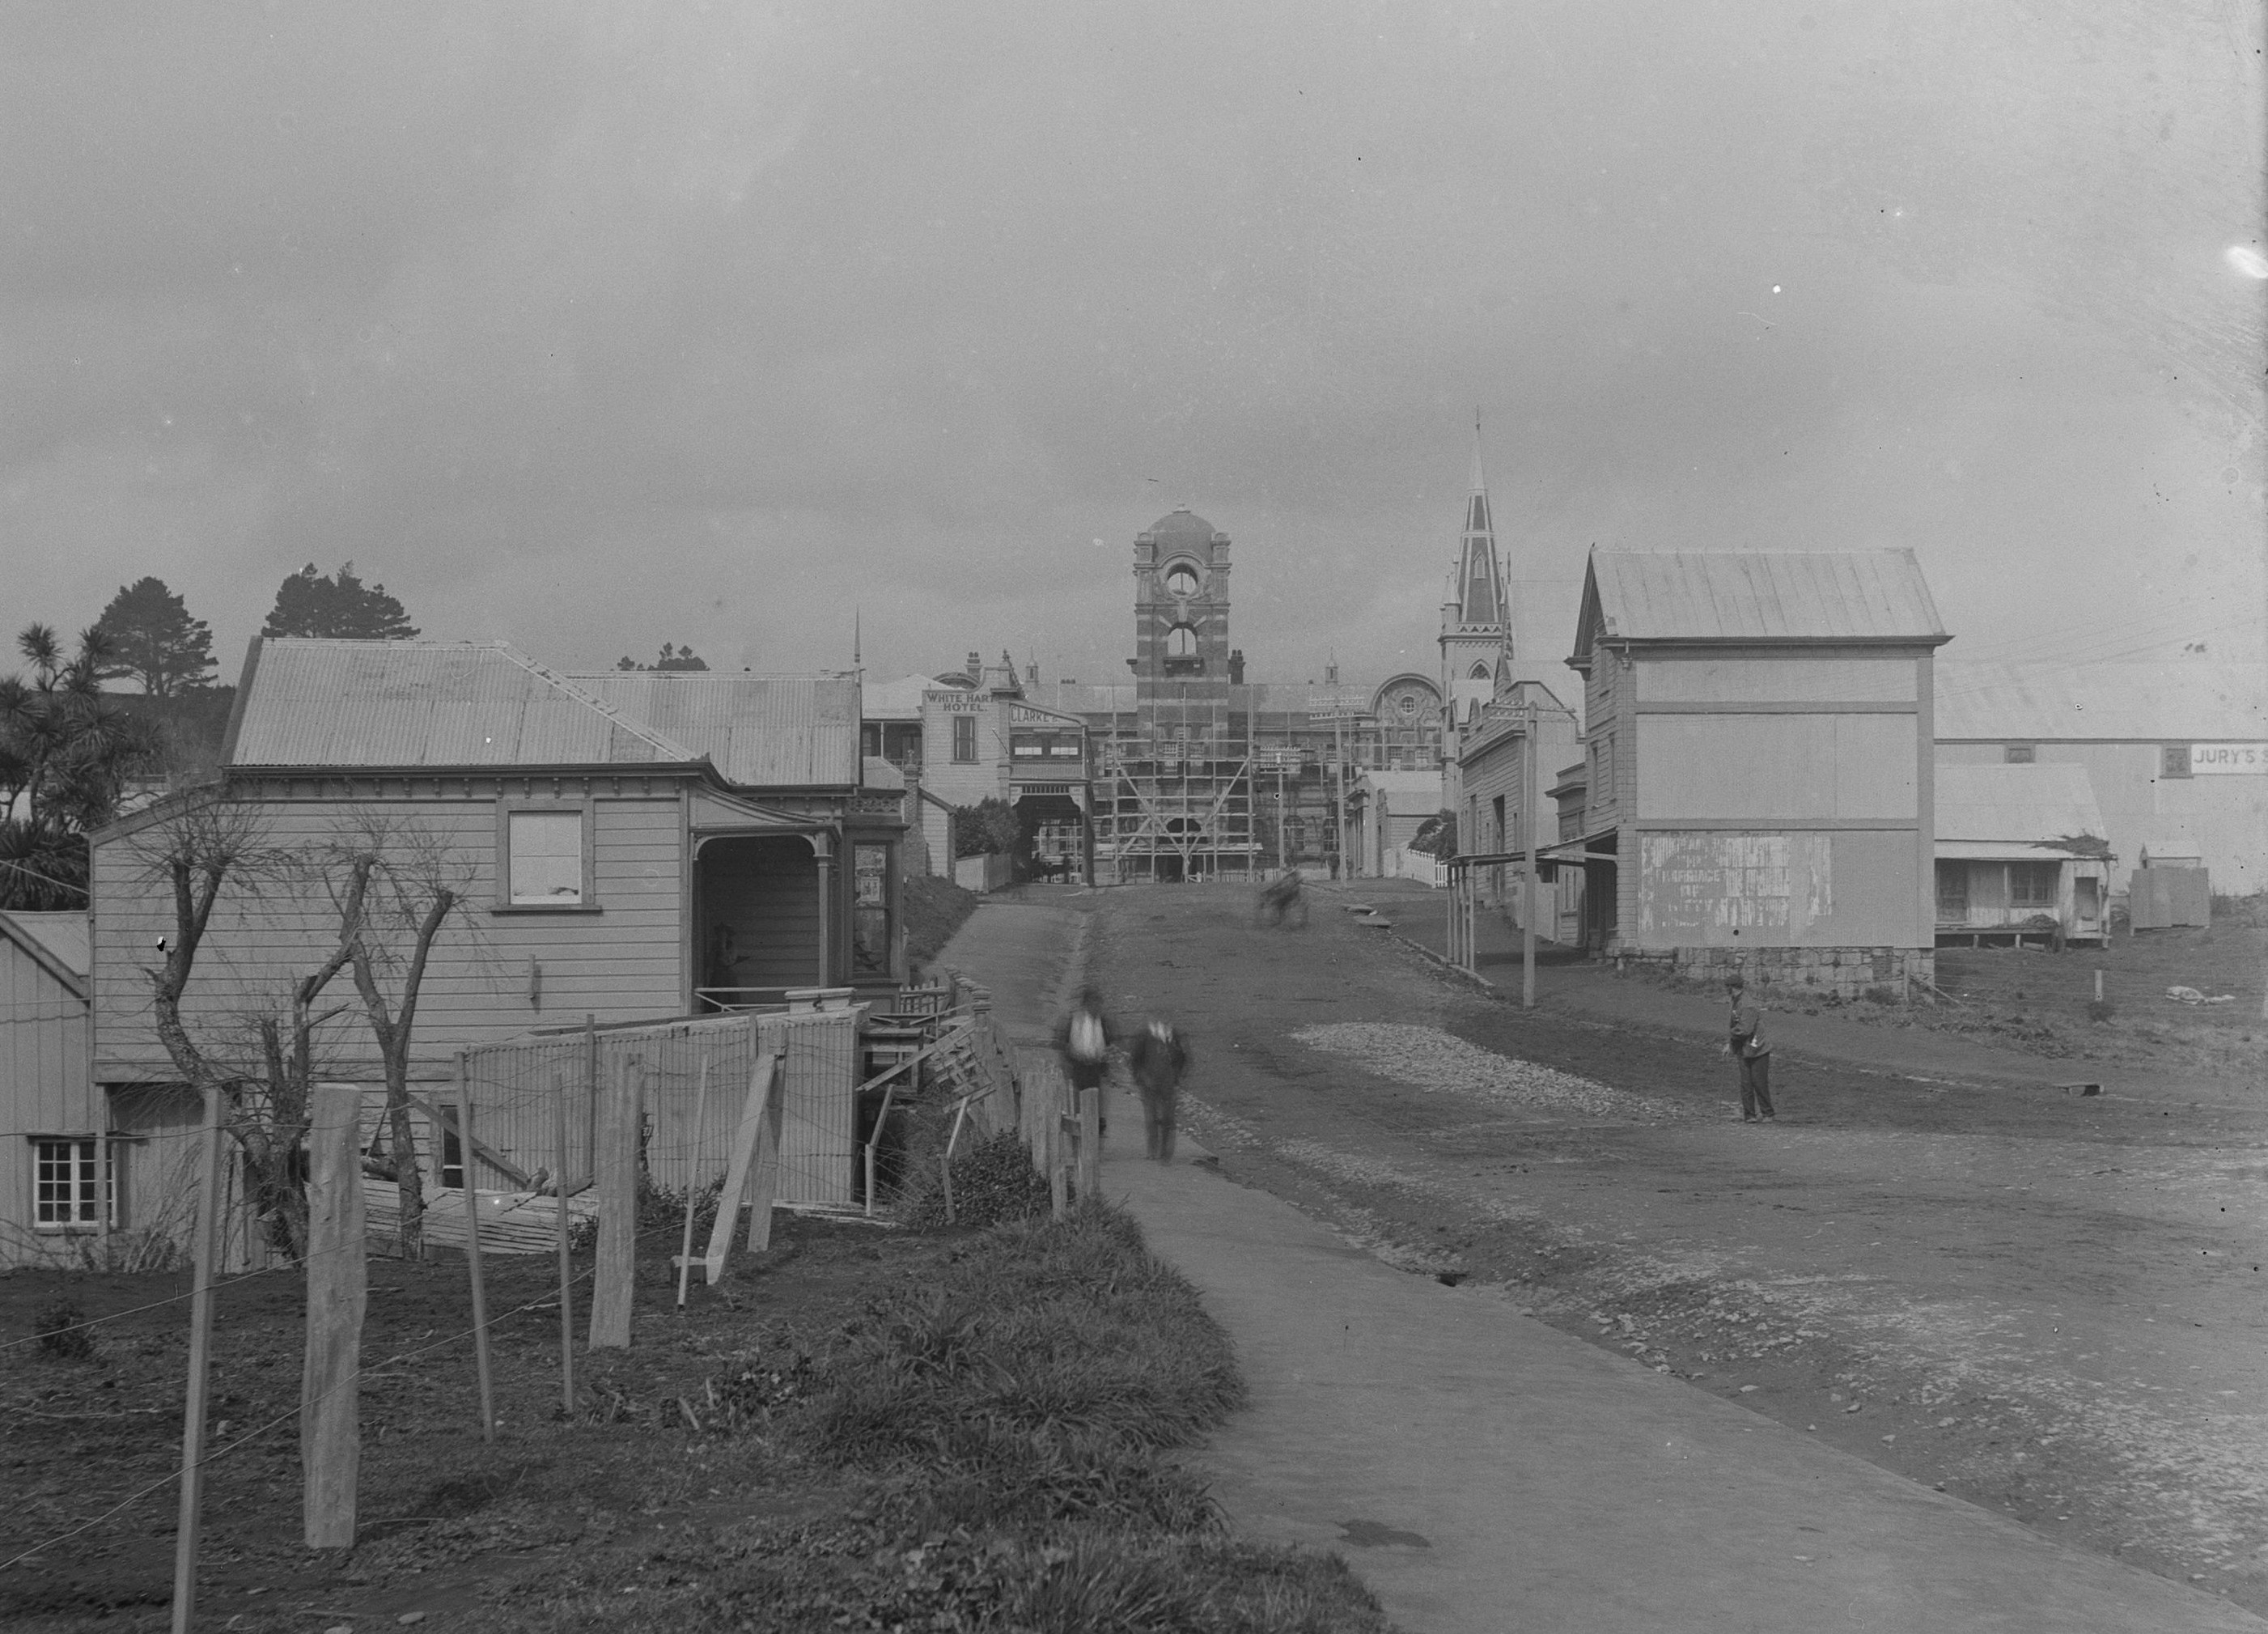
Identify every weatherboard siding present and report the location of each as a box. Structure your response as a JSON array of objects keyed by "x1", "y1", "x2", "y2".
[{"x1": 92, "y1": 793, "x2": 691, "y2": 1083}]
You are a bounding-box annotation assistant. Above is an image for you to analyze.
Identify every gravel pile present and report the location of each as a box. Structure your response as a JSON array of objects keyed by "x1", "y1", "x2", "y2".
[{"x1": 1291, "y1": 1021, "x2": 1698, "y2": 1123}]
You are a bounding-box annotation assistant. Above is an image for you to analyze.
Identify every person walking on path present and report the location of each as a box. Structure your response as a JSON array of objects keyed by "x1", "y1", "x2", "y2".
[
  {"x1": 1127, "y1": 1018, "x2": 1192, "y2": 1162},
  {"x1": 1055, "y1": 984, "x2": 1115, "y2": 1139},
  {"x1": 1723, "y1": 974, "x2": 1775, "y2": 1121}
]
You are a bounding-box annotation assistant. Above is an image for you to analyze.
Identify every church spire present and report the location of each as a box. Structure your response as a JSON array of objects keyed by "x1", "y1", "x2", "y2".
[{"x1": 1452, "y1": 415, "x2": 1504, "y2": 630}]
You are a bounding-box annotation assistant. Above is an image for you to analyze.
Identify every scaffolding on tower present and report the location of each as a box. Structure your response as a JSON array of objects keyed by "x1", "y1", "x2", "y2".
[{"x1": 1089, "y1": 689, "x2": 1259, "y2": 885}]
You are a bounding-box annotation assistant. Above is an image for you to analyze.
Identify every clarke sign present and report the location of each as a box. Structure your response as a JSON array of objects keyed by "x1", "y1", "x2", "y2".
[{"x1": 2190, "y1": 743, "x2": 2267, "y2": 775}]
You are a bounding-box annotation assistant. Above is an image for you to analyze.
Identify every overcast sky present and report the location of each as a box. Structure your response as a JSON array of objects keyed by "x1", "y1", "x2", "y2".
[{"x1": 4, "y1": 1, "x2": 2262, "y2": 694}]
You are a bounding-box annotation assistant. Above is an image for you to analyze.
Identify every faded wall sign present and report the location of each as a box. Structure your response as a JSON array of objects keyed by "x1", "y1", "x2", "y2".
[
  {"x1": 2190, "y1": 744, "x2": 2267, "y2": 775},
  {"x1": 1638, "y1": 833, "x2": 1833, "y2": 937}
]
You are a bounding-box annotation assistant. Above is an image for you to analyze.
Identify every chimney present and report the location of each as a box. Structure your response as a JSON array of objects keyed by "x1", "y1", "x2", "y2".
[
  {"x1": 966, "y1": 651, "x2": 981, "y2": 675},
  {"x1": 1228, "y1": 649, "x2": 1245, "y2": 685}
]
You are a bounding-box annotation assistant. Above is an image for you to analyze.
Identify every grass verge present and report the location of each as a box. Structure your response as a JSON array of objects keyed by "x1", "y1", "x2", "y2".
[
  {"x1": 905, "y1": 872, "x2": 981, "y2": 970},
  {"x1": 469, "y1": 1204, "x2": 1392, "y2": 1633}
]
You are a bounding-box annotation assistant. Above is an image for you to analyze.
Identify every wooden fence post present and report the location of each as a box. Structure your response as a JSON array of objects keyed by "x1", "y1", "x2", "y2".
[
  {"x1": 302, "y1": 1079, "x2": 367, "y2": 1547},
  {"x1": 453, "y1": 1055, "x2": 494, "y2": 1441},
  {"x1": 1078, "y1": 1085, "x2": 1101, "y2": 1203},
  {"x1": 168, "y1": 1082, "x2": 226, "y2": 1634},
  {"x1": 552, "y1": 1068, "x2": 574, "y2": 1415},
  {"x1": 588, "y1": 1053, "x2": 641, "y2": 1350},
  {"x1": 676, "y1": 1055, "x2": 711, "y2": 1311}
]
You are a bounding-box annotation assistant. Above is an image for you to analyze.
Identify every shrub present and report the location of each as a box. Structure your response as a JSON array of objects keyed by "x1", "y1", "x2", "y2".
[
  {"x1": 897, "y1": 1127, "x2": 1050, "y2": 1231},
  {"x1": 2086, "y1": 998, "x2": 2117, "y2": 1024},
  {"x1": 35, "y1": 1295, "x2": 96, "y2": 1361}
]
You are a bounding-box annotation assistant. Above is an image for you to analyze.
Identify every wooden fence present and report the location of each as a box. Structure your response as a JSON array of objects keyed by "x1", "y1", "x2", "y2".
[{"x1": 359, "y1": 1006, "x2": 863, "y2": 1254}]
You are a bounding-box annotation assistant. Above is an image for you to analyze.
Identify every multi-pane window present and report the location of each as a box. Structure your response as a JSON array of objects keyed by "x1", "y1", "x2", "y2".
[
  {"x1": 2008, "y1": 862, "x2": 2058, "y2": 910},
  {"x1": 952, "y1": 715, "x2": 977, "y2": 762},
  {"x1": 33, "y1": 1139, "x2": 109, "y2": 1230},
  {"x1": 507, "y1": 809, "x2": 587, "y2": 906},
  {"x1": 2004, "y1": 744, "x2": 2036, "y2": 765},
  {"x1": 2160, "y1": 744, "x2": 2192, "y2": 779}
]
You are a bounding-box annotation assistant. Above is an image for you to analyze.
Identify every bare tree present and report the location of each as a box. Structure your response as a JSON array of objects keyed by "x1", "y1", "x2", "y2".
[
  {"x1": 137, "y1": 796, "x2": 468, "y2": 1262},
  {"x1": 139, "y1": 794, "x2": 353, "y2": 1261},
  {"x1": 326, "y1": 813, "x2": 468, "y2": 1258}
]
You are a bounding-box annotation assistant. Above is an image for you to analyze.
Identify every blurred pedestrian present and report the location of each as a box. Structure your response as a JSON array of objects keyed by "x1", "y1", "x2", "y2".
[
  {"x1": 1128, "y1": 1018, "x2": 1191, "y2": 1162},
  {"x1": 1723, "y1": 974, "x2": 1775, "y2": 1122},
  {"x1": 1054, "y1": 984, "x2": 1115, "y2": 1138}
]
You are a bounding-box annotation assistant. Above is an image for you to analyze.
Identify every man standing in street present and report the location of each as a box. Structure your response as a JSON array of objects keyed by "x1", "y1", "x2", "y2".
[
  {"x1": 1128, "y1": 1018, "x2": 1191, "y2": 1162},
  {"x1": 1724, "y1": 974, "x2": 1775, "y2": 1122}
]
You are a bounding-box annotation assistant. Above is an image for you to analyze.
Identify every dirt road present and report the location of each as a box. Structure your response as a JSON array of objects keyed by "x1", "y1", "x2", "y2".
[{"x1": 1085, "y1": 882, "x2": 2268, "y2": 1616}]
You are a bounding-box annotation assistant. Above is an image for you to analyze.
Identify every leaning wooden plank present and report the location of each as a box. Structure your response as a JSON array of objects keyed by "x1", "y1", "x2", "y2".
[
  {"x1": 744, "y1": 1062, "x2": 786, "y2": 1253},
  {"x1": 404, "y1": 1091, "x2": 534, "y2": 1189},
  {"x1": 702, "y1": 1050, "x2": 781, "y2": 1283}
]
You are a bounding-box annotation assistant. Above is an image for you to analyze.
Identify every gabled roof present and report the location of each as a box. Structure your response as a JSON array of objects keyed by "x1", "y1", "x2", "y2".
[
  {"x1": 1575, "y1": 549, "x2": 1948, "y2": 652},
  {"x1": 1935, "y1": 662, "x2": 2268, "y2": 742},
  {"x1": 1935, "y1": 763, "x2": 2107, "y2": 848},
  {"x1": 228, "y1": 640, "x2": 698, "y2": 770},
  {"x1": 572, "y1": 672, "x2": 863, "y2": 788},
  {"x1": 0, "y1": 909, "x2": 90, "y2": 996}
]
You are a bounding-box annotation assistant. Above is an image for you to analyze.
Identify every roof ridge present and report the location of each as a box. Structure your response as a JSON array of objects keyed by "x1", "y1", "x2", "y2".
[{"x1": 494, "y1": 646, "x2": 700, "y2": 762}]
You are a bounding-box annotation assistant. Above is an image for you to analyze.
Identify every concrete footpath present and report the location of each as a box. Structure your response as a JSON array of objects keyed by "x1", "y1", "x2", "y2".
[{"x1": 935, "y1": 896, "x2": 2264, "y2": 1633}]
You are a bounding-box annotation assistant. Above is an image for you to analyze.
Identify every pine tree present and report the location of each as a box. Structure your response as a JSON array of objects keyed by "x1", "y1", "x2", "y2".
[
  {"x1": 615, "y1": 643, "x2": 710, "y2": 672},
  {"x1": 91, "y1": 576, "x2": 216, "y2": 698},
  {"x1": 261, "y1": 562, "x2": 420, "y2": 641},
  {"x1": 0, "y1": 622, "x2": 155, "y2": 910}
]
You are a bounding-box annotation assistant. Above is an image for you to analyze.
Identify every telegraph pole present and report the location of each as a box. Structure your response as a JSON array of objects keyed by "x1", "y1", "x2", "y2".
[{"x1": 1522, "y1": 702, "x2": 1537, "y2": 1010}]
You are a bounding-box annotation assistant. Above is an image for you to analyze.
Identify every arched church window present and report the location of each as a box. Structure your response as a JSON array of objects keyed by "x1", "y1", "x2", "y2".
[
  {"x1": 1164, "y1": 562, "x2": 1200, "y2": 600},
  {"x1": 1166, "y1": 624, "x2": 1198, "y2": 659},
  {"x1": 1469, "y1": 663, "x2": 1490, "y2": 681}
]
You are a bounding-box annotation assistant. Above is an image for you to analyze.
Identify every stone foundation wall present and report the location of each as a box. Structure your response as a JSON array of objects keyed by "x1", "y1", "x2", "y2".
[{"x1": 1611, "y1": 943, "x2": 1934, "y2": 1001}]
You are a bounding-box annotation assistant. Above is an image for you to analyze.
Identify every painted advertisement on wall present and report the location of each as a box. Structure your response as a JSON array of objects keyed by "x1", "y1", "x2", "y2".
[
  {"x1": 2189, "y1": 744, "x2": 2267, "y2": 775},
  {"x1": 1638, "y1": 833, "x2": 1833, "y2": 940}
]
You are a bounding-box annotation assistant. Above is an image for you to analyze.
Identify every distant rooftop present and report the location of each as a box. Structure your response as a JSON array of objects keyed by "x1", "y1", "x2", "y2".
[
  {"x1": 1580, "y1": 550, "x2": 1948, "y2": 646},
  {"x1": 573, "y1": 670, "x2": 862, "y2": 787},
  {"x1": 1935, "y1": 661, "x2": 2267, "y2": 742},
  {"x1": 229, "y1": 640, "x2": 697, "y2": 770}
]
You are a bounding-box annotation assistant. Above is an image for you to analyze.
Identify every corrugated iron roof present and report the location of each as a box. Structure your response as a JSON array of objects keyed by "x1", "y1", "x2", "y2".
[
  {"x1": 861, "y1": 673, "x2": 942, "y2": 720},
  {"x1": 1587, "y1": 550, "x2": 1947, "y2": 643},
  {"x1": 574, "y1": 672, "x2": 862, "y2": 787},
  {"x1": 1935, "y1": 763, "x2": 2107, "y2": 847},
  {"x1": 1935, "y1": 662, "x2": 2268, "y2": 741},
  {"x1": 0, "y1": 909, "x2": 90, "y2": 986},
  {"x1": 230, "y1": 641, "x2": 697, "y2": 770}
]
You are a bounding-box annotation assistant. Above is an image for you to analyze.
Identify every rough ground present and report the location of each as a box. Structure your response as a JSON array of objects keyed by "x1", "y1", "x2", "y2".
[
  {"x1": 1089, "y1": 881, "x2": 2268, "y2": 1617},
  {"x1": 1, "y1": 1216, "x2": 916, "y2": 1630}
]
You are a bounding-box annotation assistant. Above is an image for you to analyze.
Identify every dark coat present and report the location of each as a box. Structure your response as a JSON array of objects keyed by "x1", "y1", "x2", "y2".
[{"x1": 1127, "y1": 1024, "x2": 1190, "y2": 1098}]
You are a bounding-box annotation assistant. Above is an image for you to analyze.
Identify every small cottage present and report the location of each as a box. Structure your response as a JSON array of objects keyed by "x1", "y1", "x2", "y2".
[
  {"x1": 82, "y1": 639, "x2": 905, "y2": 1258},
  {"x1": 1933, "y1": 763, "x2": 2113, "y2": 946}
]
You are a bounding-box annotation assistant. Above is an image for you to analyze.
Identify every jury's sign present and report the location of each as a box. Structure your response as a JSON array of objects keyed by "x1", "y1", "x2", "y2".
[{"x1": 2190, "y1": 743, "x2": 2268, "y2": 775}]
